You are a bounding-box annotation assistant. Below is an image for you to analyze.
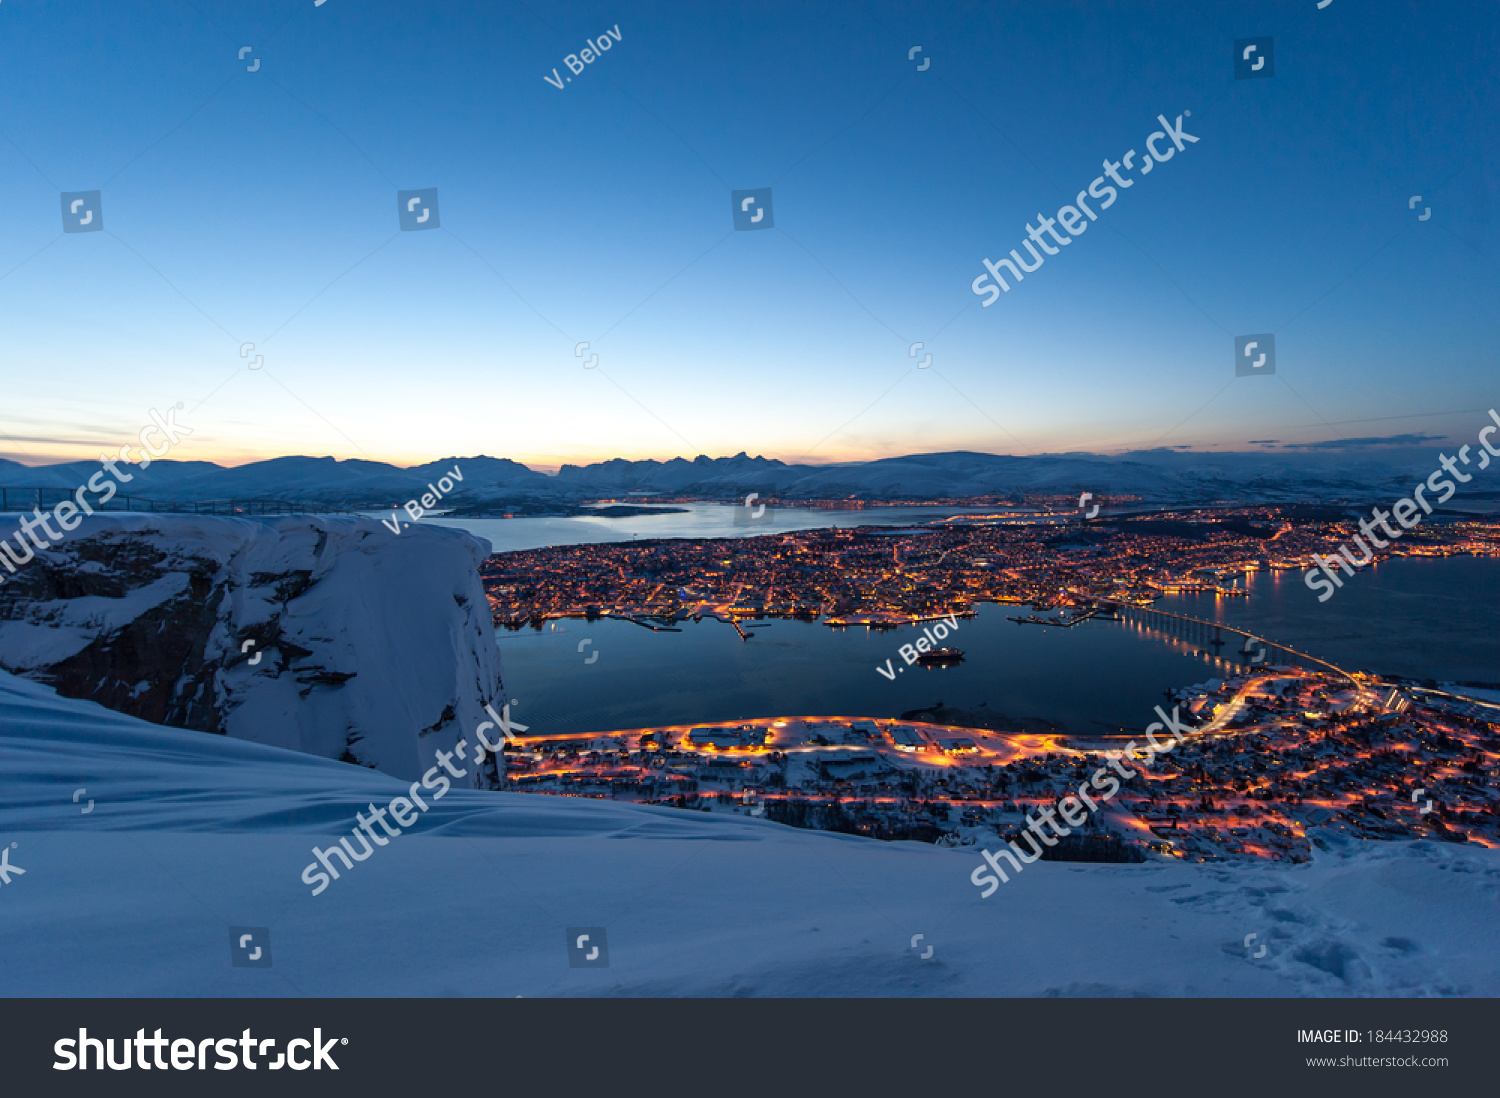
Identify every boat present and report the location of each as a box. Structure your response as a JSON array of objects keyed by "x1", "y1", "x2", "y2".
[{"x1": 917, "y1": 647, "x2": 965, "y2": 667}]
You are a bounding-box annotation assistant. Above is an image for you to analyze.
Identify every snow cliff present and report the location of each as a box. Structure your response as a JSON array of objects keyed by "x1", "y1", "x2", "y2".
[{"x1": 0, "y1": 514, "x2": 505, "y2": 783}]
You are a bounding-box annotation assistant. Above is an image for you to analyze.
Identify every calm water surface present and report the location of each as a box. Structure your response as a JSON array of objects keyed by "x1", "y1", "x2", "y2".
[
  {"x1": 421, "y1": 503, "x2": 1009, "y2": 552},
  {"x1": 496, "y1": 610, "x2": 1233, "y2": 740},
  {"x1": 1156, "y1": 557, "x2": 1499, "y2": 684},
  {"x1": 433, "y1": 511, "x2": 1498, "y2": 736}
]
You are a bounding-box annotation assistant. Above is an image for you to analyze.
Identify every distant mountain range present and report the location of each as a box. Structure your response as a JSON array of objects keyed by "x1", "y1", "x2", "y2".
[{"x1": 1, "y1": 447, "x2": 1489, "y2": 509}]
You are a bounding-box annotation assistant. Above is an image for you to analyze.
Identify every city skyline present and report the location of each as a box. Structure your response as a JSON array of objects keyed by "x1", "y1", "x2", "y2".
[{"x1": 1, "y1": 0, "x2": 1495, "y2": 471}]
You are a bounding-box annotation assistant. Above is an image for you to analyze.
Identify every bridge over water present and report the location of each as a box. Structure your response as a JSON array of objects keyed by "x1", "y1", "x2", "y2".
[{"x1": 1098, "y1": 598, "x2": 1357, "y2": 685}]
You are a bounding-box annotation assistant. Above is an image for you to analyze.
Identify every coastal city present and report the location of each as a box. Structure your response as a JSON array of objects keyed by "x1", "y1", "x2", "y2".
[
  {"x1": 495, "y1": 665, "x2": 1500, "y2": 863},
  {"x1": 481, "y1": 504, "x2": 1500, "y2": 630},
  {"x1": 479, "y1": 505, "x2": 1500, "y2": 864}
]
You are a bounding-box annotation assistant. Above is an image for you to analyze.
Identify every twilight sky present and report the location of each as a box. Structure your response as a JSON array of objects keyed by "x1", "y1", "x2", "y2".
[{"x1": 0, "y1": 0, "x2": 1495, "y2": 470}]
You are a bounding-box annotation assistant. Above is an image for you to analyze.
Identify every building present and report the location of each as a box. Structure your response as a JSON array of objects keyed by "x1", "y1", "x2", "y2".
[
  {"x1": 888, "y1": 725, "x2": 927, "y2": 752},
  {"x1": 686, "y1": 726, "x2": 767, "y2": 750}
]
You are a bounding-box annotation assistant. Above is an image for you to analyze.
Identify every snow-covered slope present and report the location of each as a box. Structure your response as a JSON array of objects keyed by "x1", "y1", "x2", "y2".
[
  {"x1": 0, "y1": 515, "x2": 505, "y2": 783},
  {"x1": 1, "y1": 672, "x2": 1494, "y2": 998}
]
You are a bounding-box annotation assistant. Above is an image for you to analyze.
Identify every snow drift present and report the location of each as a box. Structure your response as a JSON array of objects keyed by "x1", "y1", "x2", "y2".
[{"x1": 0, "y1": 671, "x2": 1495, "y2": 998}]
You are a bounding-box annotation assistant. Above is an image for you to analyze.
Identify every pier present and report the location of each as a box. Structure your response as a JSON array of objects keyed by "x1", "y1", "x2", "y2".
[{"x1": 1006, "y1": 606, "x2": 1105, "y2": 628}]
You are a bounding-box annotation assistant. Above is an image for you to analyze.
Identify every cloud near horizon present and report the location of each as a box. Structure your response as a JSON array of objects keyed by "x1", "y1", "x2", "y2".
[{"x1": 1275, "y1": 433, "x2": 1447, "y2": 451}]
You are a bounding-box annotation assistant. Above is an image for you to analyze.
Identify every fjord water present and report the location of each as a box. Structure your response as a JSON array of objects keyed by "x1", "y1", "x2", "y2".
[
  {"x1": 1155, "y1": 556, "x2": 1500, "y2": 685},
  {"x1": 420, "y1": 503, "x2": 1001, "y2": 552},
  {"x1": 496, "y1": 609, "x2": 1226, "y2": 739},
  {"x1": 439, "y1": 511, "x2": 1500, "y2": 737}
]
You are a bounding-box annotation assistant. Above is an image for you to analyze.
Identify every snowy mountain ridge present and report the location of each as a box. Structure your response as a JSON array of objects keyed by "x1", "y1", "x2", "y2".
[{"x1": 0, "y1": 446, "x2": 1470, "y2": 506}]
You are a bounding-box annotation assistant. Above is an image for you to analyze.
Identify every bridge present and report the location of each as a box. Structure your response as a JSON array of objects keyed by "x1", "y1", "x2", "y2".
[{"x1": 1097, "y1": 597, "x2": 1358, "y2": 685}]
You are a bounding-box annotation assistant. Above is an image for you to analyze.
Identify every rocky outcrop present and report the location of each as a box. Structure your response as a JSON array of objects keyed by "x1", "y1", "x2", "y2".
[{"x1": 0, "y1": 514, "x2": 506, "y2": 784}]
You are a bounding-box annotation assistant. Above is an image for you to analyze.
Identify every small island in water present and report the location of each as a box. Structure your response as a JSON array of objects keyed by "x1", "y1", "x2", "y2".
[{"x1": 585, "y1": 504, "x2": 691, "y2": 518}]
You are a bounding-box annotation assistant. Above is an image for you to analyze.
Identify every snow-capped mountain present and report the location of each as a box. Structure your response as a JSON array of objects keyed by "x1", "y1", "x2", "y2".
[
  {"x1": 0, "y1": 514, "x2": 505, "y2": 783},
  {"x1": 0, "y1": 445, "x2": 1470, "y2": 508}
]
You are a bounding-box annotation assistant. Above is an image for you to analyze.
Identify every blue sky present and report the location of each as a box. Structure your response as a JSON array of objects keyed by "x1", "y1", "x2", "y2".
[{"x1": 0, "y1": 0, "x2": 1495, "y2": 469}]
